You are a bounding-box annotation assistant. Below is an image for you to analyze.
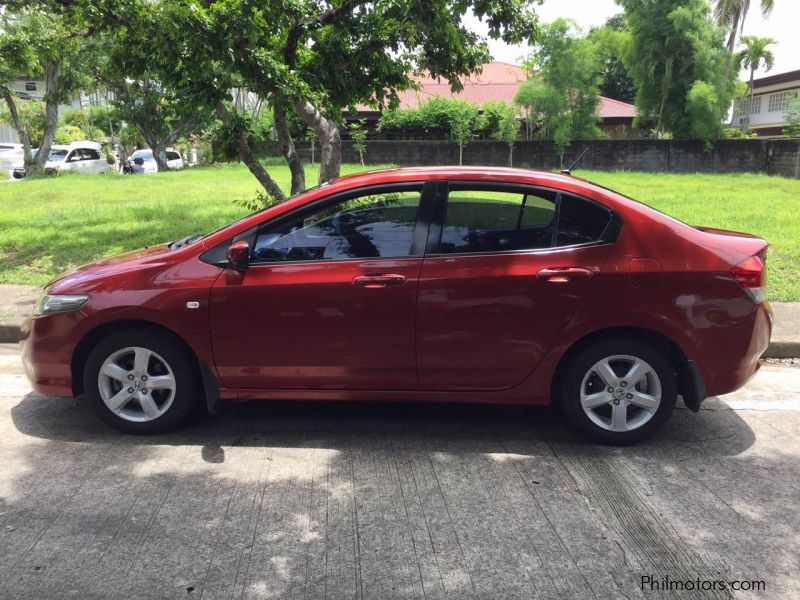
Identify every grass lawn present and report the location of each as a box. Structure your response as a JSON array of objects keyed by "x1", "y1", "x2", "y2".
[{"x1": 0, "y1": 163, "x2": 798, "y2": 301}]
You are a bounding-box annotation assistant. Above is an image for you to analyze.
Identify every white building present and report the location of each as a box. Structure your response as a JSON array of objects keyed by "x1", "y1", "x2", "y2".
[
  {"x1": 731, "y1": 69, "x2": 800, "y2": 137},
  {"x1": 0, "y1": 76, "x2": 112, "y2": 143}
]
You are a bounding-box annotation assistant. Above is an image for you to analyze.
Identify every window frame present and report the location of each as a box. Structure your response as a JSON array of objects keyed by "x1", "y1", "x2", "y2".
[
  {"x1": 425, "y1": 180, "x2": 620, "y2": 257},
  {"x1": 200, "y1": 181, "x2": 436, "y2": 267}
]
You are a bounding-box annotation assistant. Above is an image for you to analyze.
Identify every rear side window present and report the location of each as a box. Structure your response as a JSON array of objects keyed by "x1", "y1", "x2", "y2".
[
  {"x1": 84, "y1": 149, "x2": 101, "y2": 160},
  {"x1": 440, "y1": 190, "x2": 557, "y2": 254},
  {"x1": 166, "y1": 151, "x2": 181, "y2": 160},
  {"x1": 557, "y1": 193, "x2": 611, "y2": 246},
  {"x1": 439, "y1": 186, "x2": 612, "y2": 254}
]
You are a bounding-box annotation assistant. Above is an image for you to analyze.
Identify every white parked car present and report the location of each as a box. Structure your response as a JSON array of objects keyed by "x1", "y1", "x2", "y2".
[
  {"x1": 0, "y1": 143, "x2": 24, "y2": 177},
  {"x1": 124, "y1": 148, "x2": 184, "y2": 174},
  {"x1": 12, "y1": 141, "x2": 110, "y2": 179}
]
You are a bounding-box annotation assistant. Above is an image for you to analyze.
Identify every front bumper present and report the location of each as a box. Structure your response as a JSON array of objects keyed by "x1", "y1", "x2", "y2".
[{"x1": 19, "y1": 312, "x2": 84, "y2": 397}]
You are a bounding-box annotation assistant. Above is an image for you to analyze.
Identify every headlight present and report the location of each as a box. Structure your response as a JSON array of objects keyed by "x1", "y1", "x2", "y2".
[{"x1": 34, "y1": 293, "x2": 90, "y2": 315}]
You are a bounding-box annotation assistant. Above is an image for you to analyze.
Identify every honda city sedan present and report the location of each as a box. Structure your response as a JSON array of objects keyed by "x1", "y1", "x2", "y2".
[{"x1": 19, "y1": 167, "x2": 772, "y2": 443}]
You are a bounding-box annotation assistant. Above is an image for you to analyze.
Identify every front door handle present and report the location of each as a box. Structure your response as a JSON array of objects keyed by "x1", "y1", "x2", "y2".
[
  {"x1": 352, "y1": 274, "x2": 407, "y2": 288},
  {"x1": 537, "y1": 267, "x2": 594, "y2": 283}
]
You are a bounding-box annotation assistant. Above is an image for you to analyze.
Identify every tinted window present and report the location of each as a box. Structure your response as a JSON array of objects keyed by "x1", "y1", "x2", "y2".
[
  {"x1": 556, "y1": 194, "x2": 611, "y2": 246},
  {"x1": 440, "y1": 189, "x2": 556, "y2": 254},
  {"x1": 83, "y1": 148, "x2": 101, "y2": 160},
  {"x1": 166, "y1": 151, "x2": 181, "y2": 160},
  {"x1": 253, "y1": 189, "x2": 421, "y2": 263}
]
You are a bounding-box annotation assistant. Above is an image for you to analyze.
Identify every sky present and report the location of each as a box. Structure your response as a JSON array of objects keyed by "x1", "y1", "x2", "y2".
[{"x1": 468, "y1": 0, "x2": 800, "y2": 80}]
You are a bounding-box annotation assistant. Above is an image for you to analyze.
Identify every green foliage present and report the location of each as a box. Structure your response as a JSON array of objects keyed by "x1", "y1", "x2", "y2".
[
  {"x1": 720, "y1": 127, "x2": 757, "y2": 139},
  {"x1": 518, "y1": 19, "x2": 602, "y2": 159},
  {"x1": 588, "y1": 16, "x2": 636, "y2": 103},
  {"x1": 349, "y1": 120, "x2": 368, "y2": 166},
  {"x1": 619, "y1": 0, "x2": 737, "y2": 142},
  {"x1": 379, "y1": 96, "x2": 481, "y2": 144},
  {"x1": 785, "y1": 98, "x2": 800, "y2": 139},
  {"x1": 0, "y1": 99, "x2": 45, "y2": 145}
]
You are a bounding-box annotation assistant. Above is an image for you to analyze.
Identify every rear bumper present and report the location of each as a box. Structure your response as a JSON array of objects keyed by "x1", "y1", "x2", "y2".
[{"x1": 701, "y1": 300, "x2": 772, "y2": 397}]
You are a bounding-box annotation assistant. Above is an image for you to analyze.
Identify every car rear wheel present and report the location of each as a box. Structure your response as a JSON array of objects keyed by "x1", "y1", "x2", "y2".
[
  {"x1": 84, "y1": 330, "x2": 197, "y2": 434},
  {"x1": 561, "y1": 339, "x2": 677, "y2": 445}
]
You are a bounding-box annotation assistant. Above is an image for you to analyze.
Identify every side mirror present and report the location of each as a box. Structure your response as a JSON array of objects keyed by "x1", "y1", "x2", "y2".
[{"x1": 226, "y1": 240, "x2": 250, "y2": 270}]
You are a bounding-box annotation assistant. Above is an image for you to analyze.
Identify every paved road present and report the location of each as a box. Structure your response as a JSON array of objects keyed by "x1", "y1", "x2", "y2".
[{"x1": 0, "y1": 344, "x2": 798, "y2": 599}]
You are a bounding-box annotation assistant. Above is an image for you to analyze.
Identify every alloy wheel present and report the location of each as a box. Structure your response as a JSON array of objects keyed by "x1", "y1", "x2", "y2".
[
  {"x1": 579, "y1": 354, "x2": 662, "y2": 433},
  {"x1": 97, "y1": 346, "x2": 176, "y2": 423}
]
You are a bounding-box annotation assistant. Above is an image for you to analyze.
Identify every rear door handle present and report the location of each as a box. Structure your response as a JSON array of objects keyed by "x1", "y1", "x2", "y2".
[
  {"x1": 352, "y1": 274, "x2": 407, "y2": 288},
  {"x1": 537, "y1": 267, "x2": 594, "y2": 283}
]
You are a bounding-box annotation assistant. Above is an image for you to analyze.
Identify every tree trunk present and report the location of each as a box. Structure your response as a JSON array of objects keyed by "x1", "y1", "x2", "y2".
[
  {"x1": 152, "y1": 144, "x2": 170, "y2": 171},
  {"x1": 508, "y1": 144, "x2": 513, "y2": 167},
  {"x1": 795, "y1": 140, "x2": 800, "y2": 180},
  {"x1": 292, "y1": 98, "x2": 341, "y2": 184},
  {"x1": 2, "y1": 91, "x2": 33, "y2": 169},
  {"x1": 458, "y1": 143, "x2": 463, "y2": 166},
  {"x1": 274, "y1": 97, "x2": 305, "y2": 195},
  {"x1": 32, "y1": 61, "x2": 61, "y2": 176},
  {"x1": 744, "y1": 69, "x2": 756, "y2": 131},
  {"x1": 216, "y1": 103, "x2": 286, "y2": 202}
]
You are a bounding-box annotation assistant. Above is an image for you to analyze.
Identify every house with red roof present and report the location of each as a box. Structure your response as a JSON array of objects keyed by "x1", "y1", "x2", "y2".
[{"x1": 350, "y1": 61, "x2": 640, "y2": 139}]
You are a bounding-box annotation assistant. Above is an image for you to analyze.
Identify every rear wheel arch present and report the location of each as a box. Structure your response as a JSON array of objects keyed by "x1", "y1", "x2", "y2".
[
  {"x1": 71, "y1": 319, "x2": 202, "y2": 398},
  {"x1": 550, "y1": 326, "x2": 691, "y2": 404}
]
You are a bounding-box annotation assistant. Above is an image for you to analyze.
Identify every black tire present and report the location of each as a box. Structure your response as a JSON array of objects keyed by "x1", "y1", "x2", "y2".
[
  {"x1": 83, "y1": 329, "x2": 198, "y2": 434},
  {"x1": 560, "y1": 338, "x2": 677, "y2": 445}
]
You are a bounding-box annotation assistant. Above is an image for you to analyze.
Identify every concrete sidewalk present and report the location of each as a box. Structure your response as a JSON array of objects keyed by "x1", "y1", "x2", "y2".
[{"x1": 1, "y1": 283, "x2": 798, "y2": 357}]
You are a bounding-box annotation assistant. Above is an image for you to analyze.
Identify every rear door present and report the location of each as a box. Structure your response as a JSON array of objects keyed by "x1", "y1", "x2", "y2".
[{"x1": 416, "y1": 181, "x2": 617, "y2": 390}]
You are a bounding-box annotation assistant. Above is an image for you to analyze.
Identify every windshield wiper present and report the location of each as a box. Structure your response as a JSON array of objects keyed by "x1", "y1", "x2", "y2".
[{"x1": 170, "y1": 233, "x2": 204, "y2": 249}]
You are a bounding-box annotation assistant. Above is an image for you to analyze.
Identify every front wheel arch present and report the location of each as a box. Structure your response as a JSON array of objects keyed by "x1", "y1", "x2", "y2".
[{"x1": 71, "y1": 319, "x2": 201, "y2": 398}]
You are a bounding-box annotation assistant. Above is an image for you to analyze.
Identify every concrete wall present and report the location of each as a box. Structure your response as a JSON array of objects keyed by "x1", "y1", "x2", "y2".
[{"x1": 257, "y1": 139, "x2": 800, "y2": 178}]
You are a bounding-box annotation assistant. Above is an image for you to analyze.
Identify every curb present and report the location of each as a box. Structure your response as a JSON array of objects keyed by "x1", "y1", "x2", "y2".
[{"x1": 2, "y1": 321, "x2": 798, "y2": 357}]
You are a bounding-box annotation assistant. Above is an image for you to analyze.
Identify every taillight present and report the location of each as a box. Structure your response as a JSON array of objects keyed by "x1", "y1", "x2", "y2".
[
  {"x1": 731, "y1": 255, "x2": 766, "y2": 302},
  {"x1": 731, "y1": 256, "x2": 765, "y2": 288}
]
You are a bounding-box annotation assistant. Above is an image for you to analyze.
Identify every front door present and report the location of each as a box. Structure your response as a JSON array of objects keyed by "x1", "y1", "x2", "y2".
[
  {"x1": 210, "y1": 183, "x2": 432, "y2": 390},
  {"x1": 416, "y1": 183, "x2": 616, "y2": 390}
]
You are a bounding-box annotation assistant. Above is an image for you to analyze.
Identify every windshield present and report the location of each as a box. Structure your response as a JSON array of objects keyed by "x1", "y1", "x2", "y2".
[{"x1": 131, "y1": 150, "x2": 153, "y2": 160}]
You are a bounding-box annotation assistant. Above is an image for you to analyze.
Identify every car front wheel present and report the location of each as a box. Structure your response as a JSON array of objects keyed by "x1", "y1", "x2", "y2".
[
  {"x1": 561, "y1": 339, "x2": 677, "y2": 445},
  {"x1": 84, "y1": 329, "x2": 197, "y2": 434}
]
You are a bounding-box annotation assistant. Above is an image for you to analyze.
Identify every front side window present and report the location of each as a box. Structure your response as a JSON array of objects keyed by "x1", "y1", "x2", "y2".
[
  {"x1": 166, "y1": 151, "x2": 181, "y2": 161},
  {"x1": 440, "y1": 189, "x2": 557, "y2": 254},
  {"x1": 252, "y1": 188, "x2": 421, "y2": 263}
]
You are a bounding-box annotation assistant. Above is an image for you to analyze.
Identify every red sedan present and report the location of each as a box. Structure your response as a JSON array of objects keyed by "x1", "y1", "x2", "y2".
[{"x1": 19, "y1": 167, "x2": 772, "y2": 443}]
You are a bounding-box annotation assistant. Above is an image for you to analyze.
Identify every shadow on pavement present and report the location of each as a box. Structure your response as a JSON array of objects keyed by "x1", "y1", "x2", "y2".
[{"x1": 5, "y1": 392, "x2": 794, "y2": 599}]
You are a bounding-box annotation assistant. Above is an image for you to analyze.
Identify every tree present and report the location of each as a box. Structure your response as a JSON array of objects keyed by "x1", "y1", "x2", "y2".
[
  {"x1": 448, "y1": 100, "x2": 479, "y2": 165},
  {"x1": 481, "y1": 101, "x2": 518, "y2": 165},
  {"x1": 518, "y1": 19, "x2": 602, "y2": 166},
  {"x1": 349, "y1": 120, "x2": 368, "y2": 167},
  {"x1": 736, "y1": 35, "x2": 776, "y2": 131},
  {"x1": 714, "y1": 0, "x2": 775, "y2": 53},
  {"x1": 619, "y1": 0, "x2": 737, "y2": 143},
  {"x1": 0, "y1": 6, "x2": 93, "y2": 175},
  {"x1": 588, "y1": 15, "x2": 636, "y2": 104},
  {"x1": 68, "y1": 0, "x2": 538, "y2": 201},
  {"x1": 784, "y1": 98, "x2": 800, "y2": 179}
]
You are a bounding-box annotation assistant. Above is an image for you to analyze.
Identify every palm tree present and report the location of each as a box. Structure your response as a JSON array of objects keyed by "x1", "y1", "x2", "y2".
[
  {"x1": 715, "y1": 0, "x2": 775, "y2": 53},
  {"x1": 737, "y1": 35, "x2": 776, "y2": 130}
]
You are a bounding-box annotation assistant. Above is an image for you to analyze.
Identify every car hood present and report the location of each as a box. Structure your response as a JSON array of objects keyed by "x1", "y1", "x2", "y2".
[{"x1": 46, "y1": 245, "x2": 173, "y2": 294}]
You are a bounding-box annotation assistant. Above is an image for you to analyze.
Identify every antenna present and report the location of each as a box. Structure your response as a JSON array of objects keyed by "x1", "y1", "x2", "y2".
[{"x1": 560, "y1": 144, "x2": 592, "y2": 176}]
